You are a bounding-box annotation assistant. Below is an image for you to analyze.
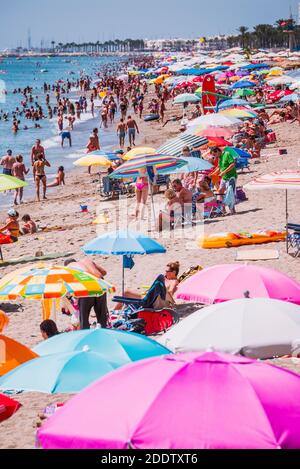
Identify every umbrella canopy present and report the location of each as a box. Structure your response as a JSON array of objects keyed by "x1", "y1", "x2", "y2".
[
  {"x1": 176, "y1": 264, "x2": 300, "y2": 305},
  {"x1": 223, "y1": 146, "x2": 252, "y2": 158},
  {"x1": 267, "y1": 76, "x2": 296, "y2": 86},
  {"x1": 217, "y1": 98, "x2": 250, "y2": 110},
  {"x1": 0, "y1": 175, "x2": 28, "y2": 192},
  {"x1": 0, "y1": 349, "x2": 122, "y2": 394},
  {"x1": 159, "y1": 156, "x2": 212, "y2": 174},
  {"x1": 82, "y1": 230, "x2": 166, "y2": 294},
  {"x1": 187, "y1": 114, "x2": 241, "y2": 132},
  {"x1": 0, "y1": 264, "x2": 115, "y2": 300},
  {"x1": 109, "y1": 153, "x2": 187, "y2": 179},
  {"x1": 230, "y1": 80, "x2": 256, "y2": 89},
  {"x1": 33, "y1": 328, "x2": 170, "y2": 361},
  {"x1": 220, "y1": 108, "x2": 257, "y2": 119},
  {"x1": 157, "y1": 134, "x2": 208, "y2": 157},
  {"x1": 83, "y1": 230, "x2": 166, "y2": 256},
  {"x1": 234, "y1": 88, "x2": 256, "y2": 97},
  {"x1": 279, "y1": 93, "x2": 299, "y2": 103},
  {"x1": 73, "y1": 155, "x2": 112, "y2": 167},
  {"x1": 173, "y1": 93, "x2": 200, "y2": 105},
  {"x1": 123, "y1": 147, "x2": 156, "y2": 161},
  {"x1": 37, "y1": 351, "x2": 300, "y2": 449},
  {"x1": 160, "y1": 298, "x2": 300, "y2": 358},
  {"x1": 244, "y1": 170, "x2": 300, "y2": 190},
  {"x1": 208, "y1": 137, "x2": 233, "y2": 147},
  {"x1": 0, "y1": 334, "x2": 38, "y2": 376},
  {"x1": 0, "y1": 393, "x2": 21, "y2": 423},
  {"x1": 198, "y1": 126, "x2": 235, "y2": 138}
]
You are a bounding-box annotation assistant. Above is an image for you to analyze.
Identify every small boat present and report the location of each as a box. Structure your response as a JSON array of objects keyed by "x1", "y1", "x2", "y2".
[{"x1": 40, "y1": 69, "x2": 48, "y2": 73}]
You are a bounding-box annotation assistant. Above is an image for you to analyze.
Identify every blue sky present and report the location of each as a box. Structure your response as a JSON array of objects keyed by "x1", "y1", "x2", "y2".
[{"x1": 1, "y1": 0, "x2": 299, "y2": 49}]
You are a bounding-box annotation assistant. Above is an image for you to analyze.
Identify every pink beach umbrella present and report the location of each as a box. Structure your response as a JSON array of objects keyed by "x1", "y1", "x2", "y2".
[
  {"x1": 176, "y1": 264, "x2": 300, "y2": 305},
  {"x1": 37, "y1": 351, "x2": 300, "y2": 449}
]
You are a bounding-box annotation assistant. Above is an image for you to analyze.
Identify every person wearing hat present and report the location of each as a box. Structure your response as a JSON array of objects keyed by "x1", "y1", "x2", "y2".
[{"x1": 0, "y1": 209, "x2": 20, "y2": 241}]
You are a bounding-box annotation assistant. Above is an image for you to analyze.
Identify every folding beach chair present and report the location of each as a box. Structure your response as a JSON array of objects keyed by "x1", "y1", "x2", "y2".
[{"x1": 287, "y1": 223, "x2": 300, "y2": 258}]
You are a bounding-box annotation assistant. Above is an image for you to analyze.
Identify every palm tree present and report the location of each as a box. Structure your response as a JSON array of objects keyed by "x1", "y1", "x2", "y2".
[
  {"x1": 237, "y1": 26, "x2": 249, "y2": 49},
  {"x1": 51, "y1": 40, "x2": 55, "y2": 52}
]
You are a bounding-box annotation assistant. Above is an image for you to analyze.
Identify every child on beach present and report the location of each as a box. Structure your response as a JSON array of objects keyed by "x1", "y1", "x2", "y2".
[{"x1": 21, "y1": 214, "x2": 37, "y2": 234}]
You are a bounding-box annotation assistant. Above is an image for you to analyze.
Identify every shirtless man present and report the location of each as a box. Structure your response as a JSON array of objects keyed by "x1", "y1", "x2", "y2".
[
  {"x1": 117, "y1": 118, "x2": 127, "y2": 148},
  {"x1": 126, "y1": 115, "x2": 139, "y2": 146},
  {"x1": 0, "y1": 150, "x2": 15, "y2": 175},
  {"x1": 171, "y1": 178, "x2": 193, "y2": 220}
]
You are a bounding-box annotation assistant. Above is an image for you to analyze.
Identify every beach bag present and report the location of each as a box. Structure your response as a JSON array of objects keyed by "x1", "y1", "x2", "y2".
[
  {"x1": 137, "y1": 309, "x2": 177, "y2": 335},
  {"x1": 236, "y1": 187, "x2": 247, "y2": 202}
]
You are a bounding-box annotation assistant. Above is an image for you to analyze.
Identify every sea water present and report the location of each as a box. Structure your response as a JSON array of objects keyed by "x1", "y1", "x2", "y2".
[{"x1": 0, "y1": 55, "x2": 124, "y2": 205}]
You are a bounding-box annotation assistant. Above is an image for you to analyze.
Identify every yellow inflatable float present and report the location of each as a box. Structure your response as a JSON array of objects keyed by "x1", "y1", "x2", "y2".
[{"x1": 198, "y1": 230, "x2": 286, "y2": 249}]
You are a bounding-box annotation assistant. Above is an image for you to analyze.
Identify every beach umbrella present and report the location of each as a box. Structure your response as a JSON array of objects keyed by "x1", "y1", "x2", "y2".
[
  {"x1": 33, "y1": 328, "x2": 170, "y2": 361},
  {"x1": 187, "y1": 114, "x2": 241, "y2": 131},
  {"x1": 244, "y1": 170, "x2": 300, "y2": 252},
  {"x1": 82, "y1": 230, "x2": 166, "y2": 294},
  {"x1": 123, "y1": 146, "x2": 156, "y2": 161},
  {"x1": 198, "y1": 126, "x2": 235, "y2": 138},
  {"x1": 207, "y1": 137, "x2": 233, "y2": 147},
  {"x1": 220, "y1": 108, "x2": 257, "y2": 119},
  {"x1": 157, "y1": 134, "x2": 208, "y2": 157},
  {"x1": 223, "y1": 146, "x2": 252, "y2": 158},
  {"x1": 279, "y1": 93, "x2": 299, "y2": 103},
  {"x1": 159, "y1": 156, "x2": 212, "y2": 174},
  {"x1": 217, "y1": 98, "x2": 250, "y2": 110},
  {"x1": 0, "y1": 334, "x2": 38, "y2": 376},
  {"x1": 73, "y1": 155, "x2": 112, "y2": 167},
  {"x1": 234, "y1": 88, "x2": 256, "y2": 97},
  {"x1": 37, "y1": 350, "x2": 300, "y2": 449},
  {"x1": 109, "y1": 153, "x2": 187, "y2": 179},
  {"x1": 0, "y1": 264, "x2": 115, "y2": 300},
  {"x1": 0, "y1": 175, "x2": 28, "y2": 192},
  {"x1": 176, "y1": 264, "x2": 300, "y2": 305},
  {"x1": 160, "y1": 298, "x2": 300, "y2": 358},
  {"x1": 173, "y1": 93, "x2": 200, "y2": 105},
  {"x1": 267, "y1": 76, "x2": 296, "y2": 86},
  {"x1": 79, "y1": 150, "x2": 121, "y2": 161},
  {"x1": 0, "y1": 393, "x2": 21, "y2": 423},
  {"x1": 0, "y1": 310, "x2": 9, "y2": 332},
  {"x1": 0, "y1": 349, "x2": 122, "y2": 394},
  {"x1": 230, "y1": 80, "x2": 256, "y2": 90}
]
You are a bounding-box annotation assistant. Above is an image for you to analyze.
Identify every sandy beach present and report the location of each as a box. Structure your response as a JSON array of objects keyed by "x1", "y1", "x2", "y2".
[{"x1": 0, "y1": 51, "x2": 300, "y2": 448}]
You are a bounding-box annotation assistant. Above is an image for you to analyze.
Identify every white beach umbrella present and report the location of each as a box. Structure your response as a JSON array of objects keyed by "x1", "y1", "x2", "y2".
[
  {"x1": 187, "y1": 114, "x2": 241, "y2": 129},
  {"x1": 267, "y1": 76, "x2": 296, "y2": 86},
  {"x1": 160, "y1": 298, "x2": 300, "y2": 359}
]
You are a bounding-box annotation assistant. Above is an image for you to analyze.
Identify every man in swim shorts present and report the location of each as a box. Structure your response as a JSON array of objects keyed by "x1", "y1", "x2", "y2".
[
  {"x1": 126, "y1": 115, "x2": 139, "y2": 146},
  {"x1": 0, "y1": 150, "x2": 15, "y2": 175},
  {"x1": 60, "y1": 130, "x2": 72, "y2": 147}
]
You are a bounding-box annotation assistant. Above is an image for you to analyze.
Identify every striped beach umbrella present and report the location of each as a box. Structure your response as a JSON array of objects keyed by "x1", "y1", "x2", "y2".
[
  {"x1": 157, "y1": 134, "x2": 208, "y2": 157},
  {"x1": 0, "y1": 264, "x2": 115, "y2": 300},
  {"x1": 109, "y1": 153, "x2": 187, "y2": 179},
  {"x1": 220, "y1": 108, "x2": 258, "y2": 119},
  {"x1": 244, "y1": 171, "x2": 300, "y2": 252}
]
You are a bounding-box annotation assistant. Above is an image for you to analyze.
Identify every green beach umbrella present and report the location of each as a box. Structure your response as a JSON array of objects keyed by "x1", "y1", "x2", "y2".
[
  {"x1": 0, "y1": 175, "x2": 28, "y2": 192},
  {"x1": 234, "y1": 89, "x2": 256, "y2": 98}
]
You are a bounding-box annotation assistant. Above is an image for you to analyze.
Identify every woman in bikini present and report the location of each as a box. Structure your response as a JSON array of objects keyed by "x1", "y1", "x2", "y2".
[
  {"x1": 135, "y1": 167, "x2": 149, "y2": 219},
  {"x1": 33, "y1": 154, "x2": 51, "y2": 202}
]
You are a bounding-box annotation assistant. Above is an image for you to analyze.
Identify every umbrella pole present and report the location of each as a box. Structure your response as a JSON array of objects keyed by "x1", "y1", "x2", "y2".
[
  {"x1": 286, "y1": 189, "x2": 288, "y2": 253},
  {"x1": 122, "y1": 256, "x2": 125, "y2": 296},
  {"x1": 150, "y1": 182, "x2": 156, "y2": 223}
]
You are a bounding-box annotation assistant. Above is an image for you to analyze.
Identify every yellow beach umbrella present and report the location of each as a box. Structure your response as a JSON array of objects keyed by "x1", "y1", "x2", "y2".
[
  {"x1": 154, "y1": 74, "x2": 170, "y2": 85},
  {"x1": 267, "y1": 69, "x2": 283, "y2": 77},
  {"x1": 123, "y1": 146, "x2": 156, "y2": 161},
  {"x1": 73, "y1": 155, "x2": 112, "y2": 167}
]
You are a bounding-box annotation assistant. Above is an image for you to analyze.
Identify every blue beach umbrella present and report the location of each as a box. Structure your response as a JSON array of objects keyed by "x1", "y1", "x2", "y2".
[
  {"x1": 85, "y1": 149, "x2": 121, "y2": 161},
  {"x1": 0, "y1": 349, "x2": 120, "y2": 394},
  {"x1": 33, "y1": 328, "x2": 171, "y2": 361},
  {"x1": 230, "y1": 80, "x2": 257, "y2": 90},
  {"x1": 279, "y1": 93, "x2": 299, "y2": 103},
  {"x1": 82, "y1": 230, "x2": 166, "y2": 294},
  {"x1": 217, "y1": 98, "x2": 250, "y2": 110},
  {"x1": 160, "y1": 156, "x2": 213, "y2": 174},
  {"x1": 224, "y1": 146, "x2": 252, "y2": 159}
]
